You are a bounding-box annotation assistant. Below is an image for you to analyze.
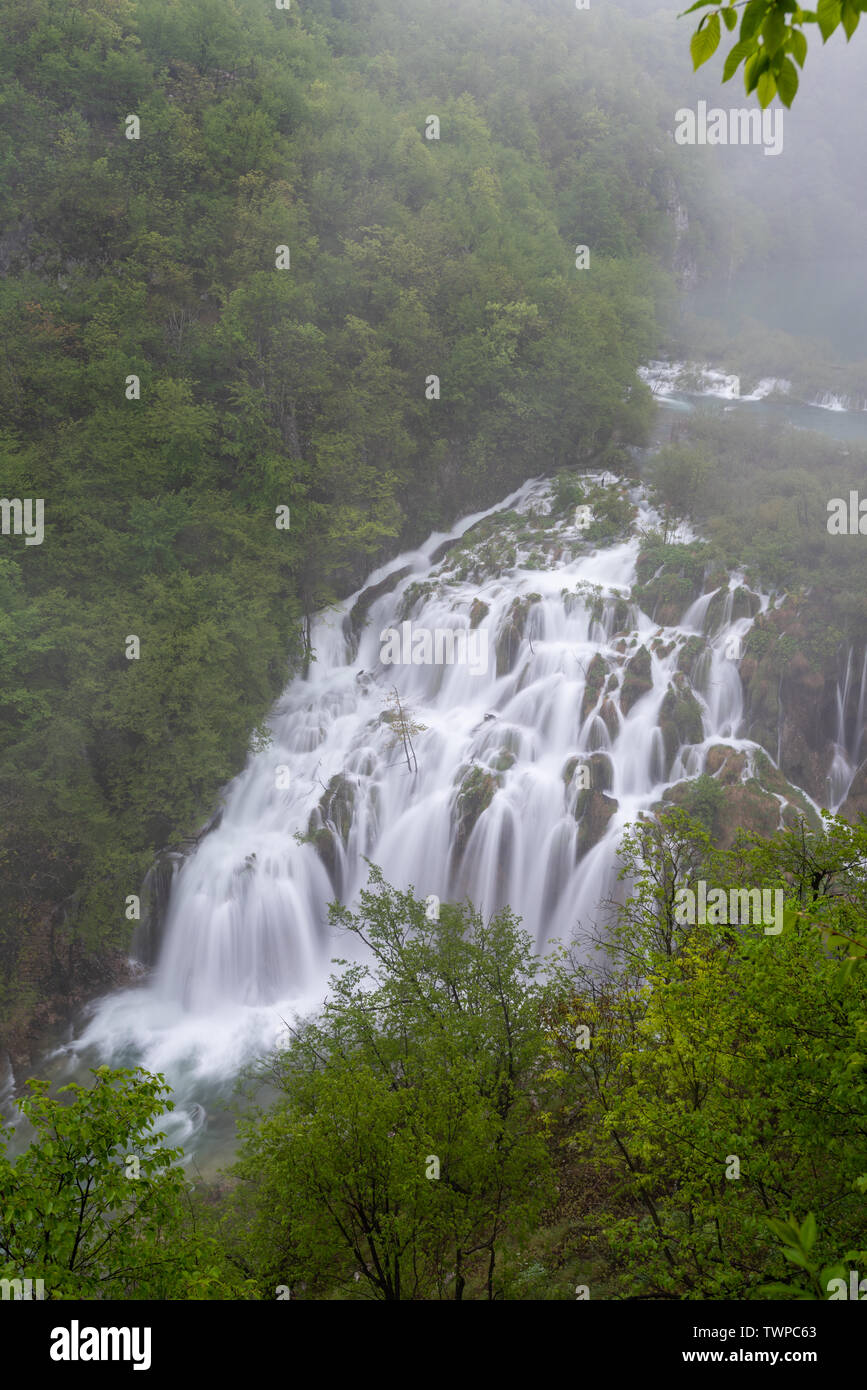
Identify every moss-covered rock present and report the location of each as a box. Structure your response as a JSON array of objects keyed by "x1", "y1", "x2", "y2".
[
  {"x1": 580, "y1": 652, "x2": 608, "y2": 722},
  {"x1": 842, "y1": 759, "x2": 867, "y2": 824},
  {"x1": 318, "y1": 773, "x2": 355, "y2": 844},
  {"x1": 661, "y1": 748, "x2": 820, "y2": 848},
  {"x1": 620, "y1": 645, "x2": 653, "y2": 715},
  {"x1": 495, "y1": 594, "x2": 540, "y2": 676},
  {"x1": 739, "y1": 602, "x2": 839, "y2": 801},
  {"x1": 469, "y1": 598, "x2": 489, "y2": 629},
  {"x1": 705, "y1": 744, "x2": 747, "y2": 786},
  {"x1": 677, "y1": 634, "x2": 707, "y2": 676},
  {"x1": 453, "y1": 764, "x2": 501, "y2": 857},
  {"x1": 350, "y1": 566, "x2": 413, "y2": 634},
  {"x1": 563, "y1": 750, "x2": 613, "y2": 794},
  {"x1": 659, "y1": 675, "x2": 704, "y2": 768},
  {"x1": 576, "y1": 790, "x2": 619, "y2": 856}
]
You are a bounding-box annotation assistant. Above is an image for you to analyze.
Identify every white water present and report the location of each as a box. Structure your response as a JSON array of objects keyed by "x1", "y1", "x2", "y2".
[
  {"x1": 828, "y1": 644, "x2": 867, "y2": 810},
  {"x1": 26, "y1": 474, "x2": 822, "y2": 1157},
  {"x1": 640, "y1": 359, "x2": 867, "y2": 417}
]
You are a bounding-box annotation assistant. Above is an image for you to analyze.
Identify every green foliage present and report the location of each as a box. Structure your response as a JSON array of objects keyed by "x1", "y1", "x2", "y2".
[
  {"x1": 683, "y1": 0, "x2": 864, "y2": 107},
  {"x1": 678, "y1": 771, "x2": 726, "y2": 835},
  {"x1": 0, "y1": 0, "x2": 685, "y2": 1042},
  {"x1": 643, "y1": 413, "x2": 867, "y2": 645},
  {"x1": 228, "y1": 868, "x2": 554, "y2": 1300},
  {"x1": 544, "y1": 810, "x2": 867, "y2": 1298},
  {"x1": 0, "y1": 1066, "x2": 244, "y2": 1299}
]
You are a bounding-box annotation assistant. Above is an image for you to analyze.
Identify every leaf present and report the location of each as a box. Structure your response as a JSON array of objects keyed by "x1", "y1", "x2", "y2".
[
  {"x1": 741, "y1": 0, "x2": 770, "y2": 40},
  {"x1": 841, "y1": 0, "x2": 861, "y2": 35},
  {"x1": 820, "y1": 1263, "x2": 848, "y2": 1292},
  {"x1": 800, "y1": 1212, "x2": 817, "y2": 1252},
  {"x1": 757, "y1": 68, "x2": 778, "y2": 104},
  {"x1": 789, "y1": 27, "x2": 808, "y2": 63},
  {"x1": 757, "y1": 1282, "x2": 816, "y2": 1300},
  {"x1": 781, "y1": 1245, "x2": 812, "y2": 1269},
  {"x1": 766, "y1": 1215, "x2": 802, "y2": 1246},
  {"x1": 722, "y1": 5, "x2": 739, "y2": 27},
  {"x1": 763, "y1": 6, "x2": 788, "y2": 51},
  {"x1": 691, "y1": 12, "x2": 722, "y2": 67},
  {"x1": 776, "y1": 55, "x2": 799, "y2": 105},
  {"x1": 724, "y1": 38, "x2": 758, "y2": 78},
  {"x1": 679, "y1": 0, "x2": 721, "y2": 11},
  {"x1": 816, "y1": 0, "x2": 842, "y2": 39}
]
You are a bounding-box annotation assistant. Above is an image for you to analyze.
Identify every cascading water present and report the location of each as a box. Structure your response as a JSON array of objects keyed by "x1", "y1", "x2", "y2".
[
  {"x1": 828, "y1": 644, "x2": 867, "y2": 810},
  {"x1": 38, "y1": 473, "x2": 821, "y2": 1160}
]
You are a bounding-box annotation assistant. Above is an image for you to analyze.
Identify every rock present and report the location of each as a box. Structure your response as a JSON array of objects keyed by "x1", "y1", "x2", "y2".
[
  {"x1": 705, "y1": 745, "x2": 747, "y2": 785},
  {"x1": 580, "y1": 653, "x2": 609, "y2": 722},
  {"x1": 661, "y1": 747, "x2": 821, "y2": 848},
  {"x1": 620, "y1": 645, "x2": 653, "y2": 715},
  {"x1": 576, "y1": 790, "x2": 619, "y2": 856},
  {"x1": 305, "y1": 823, "x2": 339, "y2": 882},
  {"x1": 599, "y1": 697, "x2": 620, "y2": 739},
  {"x1": 319, "y1": 773, "x2": 355, "y2": 843},
  {"x1": 347, "y1": 566, "x2": 413, "y2": 637},
  {"x1": 453, "y1": 765, "x2": 501, "y2": 857},
  {"x1": 841, "y1": 760, "x2": 867, "y2": 824},
  {"x1": 495, "y1": 595, "x2": 539, "y2": 676},
  {"x1": 469, "y1": 598, "x2": 489, "y2": 629},
  {"x1": 563, "y1": 750, "x2": 613, "y2": 793},
  {"x1": 659, "y1": 675, "x2": 704, "y2": 770}
]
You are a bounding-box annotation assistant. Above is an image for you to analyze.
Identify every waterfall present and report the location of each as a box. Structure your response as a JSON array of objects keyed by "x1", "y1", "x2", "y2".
[
  {"x1": 827, "y1": 643, "x2": 867, "y2": 810},
  {"x1": 51, "y1": 474, "x2": 808, "y2": 1154}
]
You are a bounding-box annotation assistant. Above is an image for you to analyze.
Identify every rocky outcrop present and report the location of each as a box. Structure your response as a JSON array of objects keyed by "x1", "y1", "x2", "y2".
[
  {"x1": 453, "y1": 765, "x2": 501, "y2": 857},
  {"x1": 348, "y1": 565, "x2": 413, "y2": 639},
  {"x1": 620, "y1": 645, "x2": 653, "y2": 715},
  {"x1": 660, "y1": 746, "x2": 821, "y2": 848},
  {"x1": 739, "y1": 605, "x2": 840, "y2": 803},
  {"x1": 469, "y1": 598, "x2": 489, "y2": 629},
  {"x1": 495, "y1": 594, "x2": 540, "y2": 676},
  {"x1": 841, "y1": 761, "x2": 867, "y2": 823},
  {"x1": 659, "y1": 674, "x2": 704, "y2": 770},
  {"x1": 580, "y1": 653, "x2": 609, "y2": 722}
]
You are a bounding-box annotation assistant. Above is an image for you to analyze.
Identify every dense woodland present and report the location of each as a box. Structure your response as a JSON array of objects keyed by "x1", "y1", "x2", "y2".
[
  {"x1": 0, "y1": 0, "x2": 688, "y2": 1041},
  {"x1": 2, "y1": 0, "x2": 867, "y2": 1302}
]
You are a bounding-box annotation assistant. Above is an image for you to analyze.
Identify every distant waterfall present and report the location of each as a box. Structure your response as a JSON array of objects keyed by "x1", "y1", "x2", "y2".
[
  {"x1": 58, "y1": 474, "x2": 809, "y2": 1154},
  {"x1": 828, "y1": 644, "x2": 867, "y2": 810}
]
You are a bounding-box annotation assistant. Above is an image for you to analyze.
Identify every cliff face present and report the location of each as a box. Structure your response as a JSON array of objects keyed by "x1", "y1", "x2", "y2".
[{"x1": 739, "y1": 600, "x2": 866, "y2": 813}]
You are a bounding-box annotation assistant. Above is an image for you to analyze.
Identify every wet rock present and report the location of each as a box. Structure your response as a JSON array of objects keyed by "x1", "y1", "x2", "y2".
[
  {"x1": 677, "y1": 634, "x2": 707, "y2": 676},
  {"x1": 453, "y1": 765, "x2": 501, "y2": 857},
  {"x1": 304, "y1": 821, "x2": 339, "y2": 883},
  {"x1": 620, "y1": 645, "x2": 653, "y2": 715},
  {"x1": 705, "y1": 744, "x2": 747, "y2": 785},
  {"x1": 318, "y1": 773, "x2": 356, "y2": 843},
  {"x1": 348, "y1": 566, "x2": 413, "y2": 637},
  {"x1": 841, "y1": 760, "x2": 867, "y2": 823},
  {"x1": 576, "y1": 790, "x2": 619, "y2": 856},
  {"x1": 659, "y1": 675, "x2": 704, "y2": 769},
  {"x1": 580, "y1": 653, "x2": 609, "y2": 722},
  {"x1": 495, "y1": 595, "x2": 539, "y2": 676},
  {"x1": 739, "y1": 606, "x2": 837, "y2": 802},
  {"x1": 469, "y1": 598, "x2": 489, "y2": 629},
  {"x1": 599, "y1": 697, "x2": 620, "y2": 739}
]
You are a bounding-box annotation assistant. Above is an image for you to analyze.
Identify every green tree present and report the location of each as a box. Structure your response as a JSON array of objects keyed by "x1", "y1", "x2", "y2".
[
  {"x1": 0, "y1": 1066, "x2": 242, "y2": 1299},
  {"x1": 229, "y1": 868, "x2": 554, "y2": 1300}
]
